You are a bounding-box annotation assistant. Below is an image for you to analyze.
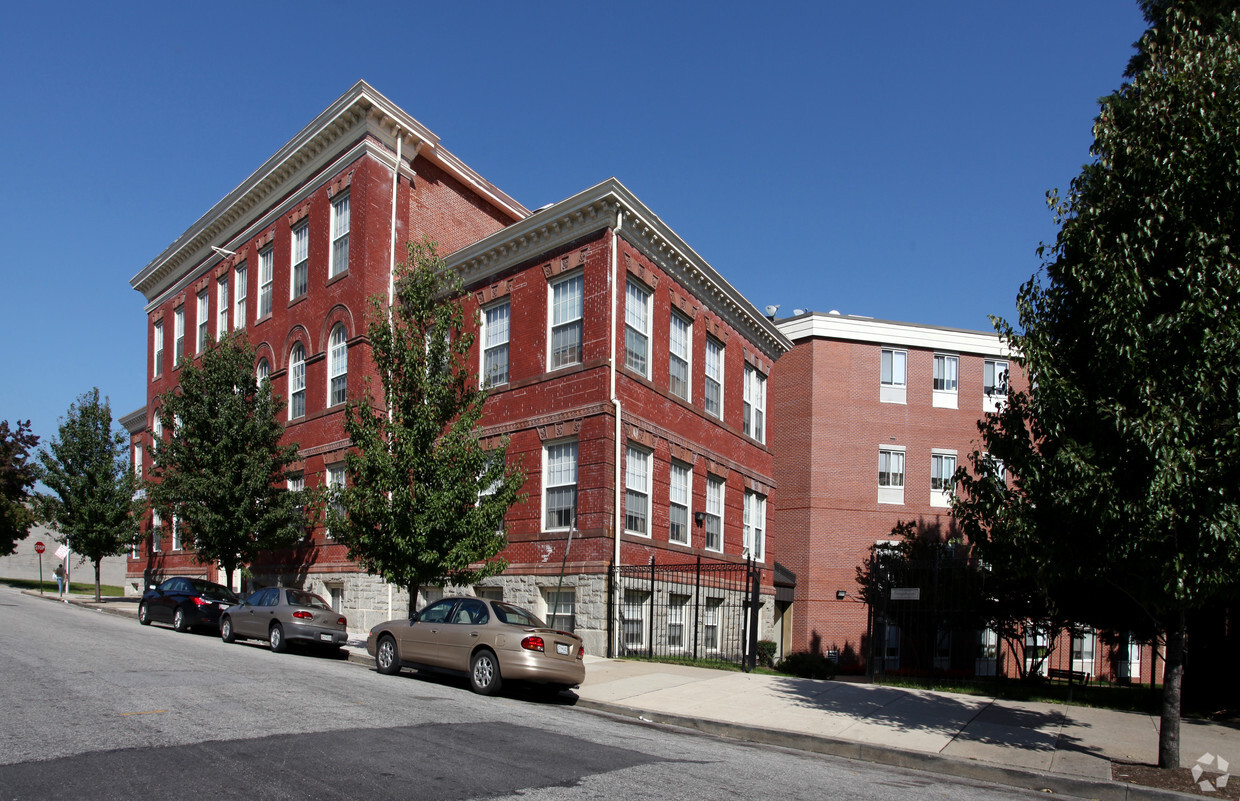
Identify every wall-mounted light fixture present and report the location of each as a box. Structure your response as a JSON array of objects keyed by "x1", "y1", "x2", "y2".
[
  {"x1": 694, "y1": 511, "x2": 705, "y2": 526},
  {"x1": 836, "y1": 590, "x2": 848, "y2": 600}
]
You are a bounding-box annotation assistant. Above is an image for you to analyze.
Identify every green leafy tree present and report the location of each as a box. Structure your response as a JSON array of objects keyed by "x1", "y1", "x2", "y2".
[
  {"x1": 0, "y1": 420, "x2": 40, "y2": 557},
  {"x1": 147, "y1": 331, "x2": 306, "y2": 589},
  {"x1": 35, "y1": 390, "x2": 141, "y2": 600},
  {"x1": 953, "y1": 6, "x2": 1240, "y2": 769},
  {"x1": 330, "y1": 240, "x2": 525, "y2": 616}
]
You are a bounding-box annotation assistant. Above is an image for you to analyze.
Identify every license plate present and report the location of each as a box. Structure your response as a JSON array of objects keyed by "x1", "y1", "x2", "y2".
[
  {"x1": 320, "y1": 633, "x2": 333, "y2": 642},
  {"x1": 556, "y1": 642, "x2": 570, "y2": 656}
]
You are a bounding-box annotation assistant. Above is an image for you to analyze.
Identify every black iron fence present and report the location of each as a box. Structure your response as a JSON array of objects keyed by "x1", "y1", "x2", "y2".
[{"x1": 612, "y1": 558, "x2": 761, "y2": 669}]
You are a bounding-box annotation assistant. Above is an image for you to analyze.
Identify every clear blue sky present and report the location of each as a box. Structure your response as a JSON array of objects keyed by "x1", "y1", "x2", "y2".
[{"x1": 0, "y1": 1, "x2": 1150, "y2": 448}]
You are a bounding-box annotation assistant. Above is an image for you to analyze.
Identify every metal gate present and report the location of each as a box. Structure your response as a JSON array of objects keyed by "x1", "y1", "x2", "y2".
[{"x1": 612, "y1": 558, "x2": 761, "y2": 669}]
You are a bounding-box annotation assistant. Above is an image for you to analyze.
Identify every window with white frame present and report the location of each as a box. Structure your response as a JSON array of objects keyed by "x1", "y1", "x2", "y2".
[
  {"x1": 329, "y1": 193, "x2": 349, "y2": 278},
  {"x1": 152, "y1": 412, "x2": 163, "y2": 441},
  {"x1": 933, "y1": 354, "x2": 959, "y2": 408},
  {"x1": 289, "y1": 343, "x2": 306, "y2": 419},
  {"x1": 704, "y1": 597, "x2": 723, "y2": 650},
  {"x1": 743, "y1": 490, "x2": 766, "y2": 561},
  {"x1": 1071, "y1": 628, "x2": 1095, "y2": 675},
  {"x1": 976, "y1": 628, "x2": 998, "y2": 676},
  {"x1": 288, "y1": 471, "x2": 305, "y2": 535},
  {"x1": 669, "y1": 461, "x2": 691, "y2": 545},
  {"x1": 256, "y1": 358, "x2": 270, "y2": 388},
  {"x1": 984, "y1": 358, "x2": 1009, "y2": 412},
  {"x1": 668, "y1": 593, "x2": 690, "y2": 649},
  {"x1": 150, "y1": 511, "x2": 162, "y2": 553},
  {"x1": 705, "y1": 475, "x2": 724, "y2": 551},
  {"x1": 878, "y1": 447, "x2": 905, "y2": 504},
  {"x1": 174, "y1": 308, "x2": 184, "y2": 362},
  {"x1": 987, "y1": 453, "x2": 1007, "y2": 485},
  {"x1": 291, "y1": 221, "x2": 309, "y2": 299},
  {"x1": 196, "y1": 290, "x2": 209, "y2": 354},
  {"x1": 743, "y1": 364, "x2": 766, "y2": 443},
  {"x1": 624, "y1": 279, "x2": 651, "y2": 377},
  {"x1": 234, "y1": 261, "x2": 247, "y2": 329},
  {"x1": 622, "y1": 589, "x2": 649, "y2": 649},
  {"x1": 544, "y1": 440, "x2": 577, "y2": 530},
  {"x1": 216, "y1": 275, "x2": 229, "y2": 338},
  {"x1": 258, "y1": 246, "x2": 273, "y2": 318},
  {"x1": 625, "y1": 445, "x2": 651, "y2": 536},
  {"x1": 481, "y1": 300, "x2": 510, "y2": 388},
  {"x1": 549, "y1": 273, "x2": 583, "y2": 370},
  {"x1": 705, "y1": 336, "x2": 723, "y2": 419},
  {"x1": 880, "y1": 348, "x2": 907, "y2": 404},
  {"x1": 669, "y1": 311, "x2": 691, "y2": 399},
  {"x1": 133, "y1": 444, "x2": 143, "y2": 481},
  {"x1": 1025, "y1": 625, "x2": 1049, "y2": 676},
  {"x1": 153, "y1": 322, "x2": 163, "y2": 378},
  {"x1": 930, "y1": 450, "x2": 957, "y2": 507},
  {"x1": 171, "y1": 515, "x2": 182, "y2": 550},
  {"x1": 325, "y1": 463, "x2": 345, "y2": 539},
  {"x1": 328, "y1": 325, "x2": 348, "y2": 406},
  {"x1": 544, "y1": 588, "x2": 575, "y2": 632}
]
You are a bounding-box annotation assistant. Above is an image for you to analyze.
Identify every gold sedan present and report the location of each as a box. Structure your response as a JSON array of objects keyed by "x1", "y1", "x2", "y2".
[{"x1": 367, "y1": 596, "x2": 585, "y2": 695}]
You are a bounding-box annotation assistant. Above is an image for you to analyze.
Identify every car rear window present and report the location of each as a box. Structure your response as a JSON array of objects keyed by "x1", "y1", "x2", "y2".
[
  {"x1": 189, "y1": 580, "x2": 239, "y2": 603},
  {"x1": 286, "y1": 590, "x2": 330, "y2": 609},
  {"x1": 491, "y1": 602, "x2": 544, "y2": 628}
]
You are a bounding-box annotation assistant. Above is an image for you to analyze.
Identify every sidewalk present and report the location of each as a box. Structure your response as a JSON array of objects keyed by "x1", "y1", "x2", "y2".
[{"x1": 34, "y1": 590, "x2": 1235, "y2": 800}]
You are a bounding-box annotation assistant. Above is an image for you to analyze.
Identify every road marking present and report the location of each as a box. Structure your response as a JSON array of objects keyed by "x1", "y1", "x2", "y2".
[{"x1": 120, "y1": 710, "x2": 166, "y2": 716}]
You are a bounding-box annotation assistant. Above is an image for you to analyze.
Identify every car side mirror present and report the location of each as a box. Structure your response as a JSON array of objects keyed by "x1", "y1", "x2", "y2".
[
  {"x1": 410, "y1": 611, "x2": 421, "y2": 623},
  {"x1": 146, "y1": 582, "x2": 157, "y2": 591}
]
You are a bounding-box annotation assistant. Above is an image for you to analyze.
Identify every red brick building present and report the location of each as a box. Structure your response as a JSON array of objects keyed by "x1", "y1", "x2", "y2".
[
  {"x1": 770, "y1": 311, "x2": 1159, "y2": 685},
  {"x1": 126, "y1": 82, "x2": 788, "y2": 657}
]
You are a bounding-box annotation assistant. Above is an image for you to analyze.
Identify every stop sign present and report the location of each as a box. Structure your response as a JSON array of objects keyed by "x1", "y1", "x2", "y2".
[{"x1": 34, "y1": 541, "x2": 45, "y2": 554}]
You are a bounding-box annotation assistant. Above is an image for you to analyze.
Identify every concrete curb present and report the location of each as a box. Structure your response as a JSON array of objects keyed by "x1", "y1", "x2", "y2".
[{"x1": 570, "y1": 698, "x2": 1200, "y2": 801}]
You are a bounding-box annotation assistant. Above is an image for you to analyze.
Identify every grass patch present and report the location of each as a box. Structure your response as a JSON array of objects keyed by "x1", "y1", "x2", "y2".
[
  {"x1": 0, "y1": 577, "x2": 126, "y2": 597},
  {"x1": 616, "y1": 654, "x2": 784, "y2": 676},
  {"x1": 876, "y1": 674, "x2": 1163, "y2": 713}
]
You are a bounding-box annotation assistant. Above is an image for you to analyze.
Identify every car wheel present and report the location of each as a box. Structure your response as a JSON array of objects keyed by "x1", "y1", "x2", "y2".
[
  {"x1": 470, "y1": 649, "x2": 502, "y2": 695},
  {"x1": 375, "y1": 635, "x2": 400, "y2": 675},
  {"x1": 173, "y1": 606, "x2": 189, "y2": 632},
  {"x1": 269, "y1": 622, "x2": 286, "y2": 653},
  {"x1": 138, "y1": 602, "x2": 151, "y2": 626},
  {"x1": 221, "y1": 616, "x2": 235, "y2": 643}
]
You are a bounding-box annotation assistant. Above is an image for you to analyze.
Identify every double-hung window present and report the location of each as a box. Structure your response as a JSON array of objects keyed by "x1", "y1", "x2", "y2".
[
  {"x1": 216, "y1": 276, "x2": 229, "y2": 338},
  {"x1": 328, "y1": 325, "x2": 348, "y2": 406},
  {"x1": 669, "y1": 461, "x2": 691, "y2": 545},
  {"x1": 669, "y1": 311, "x2": 690, "y2": 399},
  {"x1": 624, "y1": 279, "x2": 651, "y2": 377},
  {"x1": 704, "y1": 597, "x2": 723, "y2": 650},
  {"x1": 625, "y1": 445, "x2": 651, "y2": 536},
  {"x1": 984, "y1": 359, "x2": 1009, "y2": 412},
  {"x1": 743, "y1": 365, "x2": 766, "y2": 443},
  {"x1": 549, "y1": 273, "x2": 583, "y2": 369},
  {"x1": 930, "y1": 450, "x2": 957, "y2": 507},
  {"x1": 329, "y1": 193, "x2": 349, "y2": 278},
  {"x1": 544, "y1": 441, "x2": 577, "y2": 530},
  {"x1": 704, "y1": 337, "x2": 723, "y2": 419},
  {"x1": 705, "y1": 475, "x2": 724, "y2": 552},
  {"x1": 880, "y1": 348, "x2": 907, "y2": 404},
  {"x1": 878, "y1": 446, "x2": 905, "y2": 504},
  {"x1": 291, "y1": 222, "x2": 309, "y2": 299},
  {"x1": 234, "y1": 261, "x2": 247, "y2": 329},
  {"x1": 153, "y1": 322, "x2": 163, "y2": 378},
  {"x1": 196, "y1": 290, "x2": 209, "y2": 354},
  {"x1": 289, "y1": 343, "x2": 306, "y2": 420},
  {"x1": 174, "y1": 308, "x2": 184, "y2": 362},
  {"x1": 481, "y1": 300, "x2": 510, "y2": 387},
  {"x1": 622, "y1": 589, "x2": 648, "y2": 649},
  {"x1": 668, "y1": 593, "x2": 689, "y2": 649},
  {"x1": 256, "y1": 358, "x2": 270, "y2": 388},
  {"x1": 545, "y1": 589, "x2": 575, "y2": 633},
  {"x1": 933, "y1": 354, "x2": 959, "y2": 408},
  {"x1": 150, "y1": 511, "x2": 162, "y2": 553},
  {"x1": 288, "y1": 472, "x2": 305, "y2": 535},
  {"x1": 743, "y1": 491, "x2": 766, "y2": 561},
  {"x1": 258, "y1": 247, "x2": 273, "y2": 318},
  {"x1": 325, "y1": 464, "x2": 345, "y2": 539},
  {"x1": 171, "y1": 515, "x2": 183, "y2": 551}
]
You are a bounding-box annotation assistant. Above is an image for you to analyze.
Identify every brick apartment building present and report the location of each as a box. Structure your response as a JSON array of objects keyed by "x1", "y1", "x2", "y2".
[
  {"x1": 770, "y1": 311, "x2": 1159, "y2": 685},
  {"x1": 126, "y1": 82, "x2": 788, "y2": 658}
]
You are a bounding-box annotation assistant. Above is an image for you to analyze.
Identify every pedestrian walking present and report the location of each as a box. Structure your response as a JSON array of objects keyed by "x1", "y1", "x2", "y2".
[{"x1": 54, "y1": 563, "x2": 65, "y2": 596}]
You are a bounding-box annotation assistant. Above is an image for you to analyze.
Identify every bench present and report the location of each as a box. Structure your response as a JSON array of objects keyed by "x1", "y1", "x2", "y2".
[{"x1": 1047, "y1": 668, "x2": 1091, "y2": 685}]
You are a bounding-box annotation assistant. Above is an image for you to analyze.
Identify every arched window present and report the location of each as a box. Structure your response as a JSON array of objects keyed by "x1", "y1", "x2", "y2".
[
  {"x1": 289, "y1": 343, "x2": 306, "y2": 419},
  {"x1": 256, "y1": 357, "x2": 271, "y2": 389},
  {"x1": 328, "y1": 325, "x2": 348, "y2": 406}
]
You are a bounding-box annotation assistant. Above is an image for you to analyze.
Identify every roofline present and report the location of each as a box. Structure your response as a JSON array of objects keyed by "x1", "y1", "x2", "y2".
[
  {"x1": 118, "y1": 406, "x2": 148, "y2": 435},
  {"x1": 445, "y1": 178, "x2": 792, "y2": 360},
  {"x1": 130, "y1": 80, "x2": 529, "y2": 301},
  {"x1": 776, "y1": 311, "x2": 1012, "y2": 357}
]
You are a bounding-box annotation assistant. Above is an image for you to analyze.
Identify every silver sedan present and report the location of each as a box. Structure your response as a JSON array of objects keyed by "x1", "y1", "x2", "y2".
[
  {"x1": 367, "y1": 596, "x2": 585, "y2": 695},
  {"x1": 220, "y1": 587, "x2": 348, "y2": 653}
]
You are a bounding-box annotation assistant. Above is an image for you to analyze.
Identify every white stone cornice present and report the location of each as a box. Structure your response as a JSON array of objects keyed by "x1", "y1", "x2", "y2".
[
  {"x1": 777, "y1": 312, "x2": 1013, "y2": 357},
  {"x1": 446, "y1": 178, "x2": 791, "y2": 361}
]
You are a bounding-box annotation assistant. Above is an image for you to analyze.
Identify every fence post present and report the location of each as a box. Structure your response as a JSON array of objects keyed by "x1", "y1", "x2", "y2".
[
  {"x1": 648, "y1": 560, "x2": 656, "y2": 659},
  {"x1": 693, "y1": 556, "x2": 701, "y2": 660},
  {"x1": 607, "y1": 562, "x2": 616, "y2": 659},
  {"x1": 745, "y1": 558, "x2": 760, "y2": 672}
]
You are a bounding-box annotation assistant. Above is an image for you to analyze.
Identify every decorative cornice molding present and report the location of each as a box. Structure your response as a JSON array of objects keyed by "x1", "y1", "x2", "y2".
[{"x1": 777, "y1": 312, "x2": 1012, "y2": 357}]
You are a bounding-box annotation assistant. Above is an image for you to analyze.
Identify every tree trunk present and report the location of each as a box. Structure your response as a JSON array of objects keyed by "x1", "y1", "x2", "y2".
[
  {"x1": 1159, "y1": 611, "x2": 1186, "y2": 769},
  {"x1": 94, "y1": 561, "x2": 102, "y2": 602},
  {"x1": 407, "y1": 582, "x2": 419, "y2": 618}
]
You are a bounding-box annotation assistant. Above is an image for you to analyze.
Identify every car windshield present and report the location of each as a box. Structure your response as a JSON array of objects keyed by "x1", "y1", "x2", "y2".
[
  {"x1": 491, "y1": 602, "x2": 545, "y2": 628},
  {"x1": 286, "y1": 590, "x2": 330, "y2": 609},
  {"x1": 188, "y1": 580, "x2": 238, "y2": 603}
]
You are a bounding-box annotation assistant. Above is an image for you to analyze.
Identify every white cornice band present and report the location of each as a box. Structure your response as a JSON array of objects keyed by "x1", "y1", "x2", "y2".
[{"x1": 777, "y1": 312, "x2": 1013, "y2": 357}]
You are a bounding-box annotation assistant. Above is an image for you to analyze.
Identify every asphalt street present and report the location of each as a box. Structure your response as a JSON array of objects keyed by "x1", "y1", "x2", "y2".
[{"x1": 0, "y1": 586, "x2": 1047, "y2": 800}]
